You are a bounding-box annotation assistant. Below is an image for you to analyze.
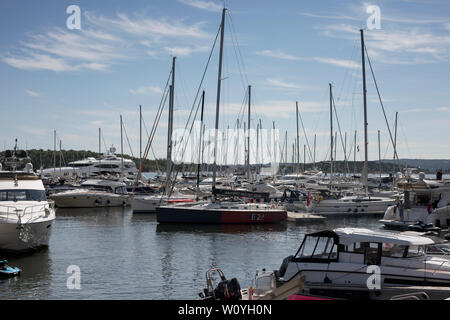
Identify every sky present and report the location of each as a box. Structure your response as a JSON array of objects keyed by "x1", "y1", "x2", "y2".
[{"x1": 0, "y1": 0, "x2": 449, "y2": 165}]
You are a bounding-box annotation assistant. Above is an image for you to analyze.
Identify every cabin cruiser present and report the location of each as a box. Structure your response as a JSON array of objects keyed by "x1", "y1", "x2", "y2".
[
  {"x1": 305, "y1": 193, "x2": 395, "y2": 216},
  {"x1": 50, "y1": 179, "x2": 130, "y2": 208},
  {"x1": 274, "y1": 228, "x2": 450, "y2": 299},
  {"x1": 40, "y1": 147, "x2": 138, "y2": 179},
  {"x1": 0, "y1": 160, "x2": 55, "y2": 251},
  {"x1": 381, "y1": 184, "x2": 450, "y2": 230}
]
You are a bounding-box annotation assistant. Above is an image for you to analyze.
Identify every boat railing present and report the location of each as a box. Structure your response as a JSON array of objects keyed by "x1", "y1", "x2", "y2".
[
  {"x1": 0, "y1": 201, "x2": 54, "y2": 221},
  {"x1": 390, "y1": 292, "x2": 430, "y2": 300}
]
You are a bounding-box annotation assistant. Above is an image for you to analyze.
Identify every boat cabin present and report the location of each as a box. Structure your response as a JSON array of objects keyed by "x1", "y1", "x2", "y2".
[{"x1": 293, "y1": 228, "x2": 434, "y2": 265}]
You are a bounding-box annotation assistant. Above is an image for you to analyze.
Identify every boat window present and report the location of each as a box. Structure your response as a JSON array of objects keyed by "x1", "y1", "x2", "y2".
[
  {"x1": 115, "y1": 186, "x2": 127, "y2": 195},
  {"x1": 364, "y1": 243, "x2": 381, "y2": 265},
  {"x1": 0, "y1": 190, "x2": 47, "y2": 202},
  {"x1": 381, "y1": 243, "x2": 407, "y2": 258},
  {"x1": 295, "y1": 235, "x2": 337, "y2": 261},
  {"x1": 405, "y1": 245, "x2": 425, "y2": 257}
]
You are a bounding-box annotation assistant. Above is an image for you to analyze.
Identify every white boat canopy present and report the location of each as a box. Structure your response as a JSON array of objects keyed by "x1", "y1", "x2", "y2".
[{"x1": 334, "y1": 228, "x2": 434, "y2": 246}]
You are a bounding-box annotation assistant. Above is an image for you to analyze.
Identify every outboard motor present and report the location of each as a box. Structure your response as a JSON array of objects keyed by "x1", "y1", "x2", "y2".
[
  {"x1": 214, "y1": 277, "x2": 242, "y2": 301},
  {"x1": 199, "y1": 267, "x2": 242, "y2": 301}
]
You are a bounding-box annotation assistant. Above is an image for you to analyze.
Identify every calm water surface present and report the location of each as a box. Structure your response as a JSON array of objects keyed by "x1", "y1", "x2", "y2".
[{"x1": 0, "y1": 207, "x2": 384, "y2": 299}]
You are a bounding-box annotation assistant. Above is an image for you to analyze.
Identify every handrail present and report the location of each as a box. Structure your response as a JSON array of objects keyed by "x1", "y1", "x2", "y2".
[{"x1": 0, "y1": 201, "x2": 53, "y2": 221}]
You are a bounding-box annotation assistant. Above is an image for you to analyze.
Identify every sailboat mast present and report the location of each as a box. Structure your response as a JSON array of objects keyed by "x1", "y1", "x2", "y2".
[
  {"x1": 361, "y1": 29, "x2": 369, "y2": 195},
  {"x1": 120, "y1": 115, "x2": 123, "y2": 175},
  {"x1": 53, "y1": 129, "x2": 56, "y2": 176},
  {"x1": 197, "y1": 91, "x2": 205, "y2": 194},
  {"x1": 212, "y1": 7, "x2": 226, "y2": 194},
  {"x1": 139, "y1": 105, "x2": 142, "y2": 178},
  {"x1": 329, "y1": 83, "x2": 333, "y2": 180},
  {"x1": 393, "y1": 111, "x2": 398, "y2": 173},
  {"x1": 296, "y1": 102, "x2": 300, "y2": 173},
  {"x1": 167, "y1": 57, "x2": 176, "y2": 179},
  {"x1": 247, "y1": 85, "x2": 251, "y2": 181}
]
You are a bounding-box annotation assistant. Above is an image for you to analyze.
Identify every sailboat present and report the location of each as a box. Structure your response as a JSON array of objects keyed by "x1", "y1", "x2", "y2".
[
  {"x1": 305, "y1": 29, "x2": 394, "y2": 216},
  {"x1": 156, "y1": 8, "x2": 287, "y2": 224}
]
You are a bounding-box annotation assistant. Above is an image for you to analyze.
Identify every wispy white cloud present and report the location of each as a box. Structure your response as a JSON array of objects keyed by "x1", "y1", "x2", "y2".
[
  {"x1": 25, "y1": 89, "x2": 40, "y2": 97},
  {"x1": 438, "y1": 107, "x2": 450, "y2": 113},
  {"x1": 3, "y1": 27, "x2": 124, "y2": 72},
  {"x1": 129, "y1": 85, "x2": 163, "y2": 95},
  {"x1": 163, "y1": 45, "x2": 210, "y2": 57},
  {"x1": 86, "y1": 12, "x2": 212, "y2": 40},
  {"x1": 178, "y1": 0, "x2": 222, "y2": 12},
  {"x1": 314, "y1": 57, "x2": 360, "y2": 69},
  {"x1": 255, "y1": 50, "x2": 306, "y2": 61},
  {"x1": 321, "y1": 23, "x2": 450, "y2": 64},
  {"x1": 265, "y1": 78, "x2": 307, "y2": 90}
]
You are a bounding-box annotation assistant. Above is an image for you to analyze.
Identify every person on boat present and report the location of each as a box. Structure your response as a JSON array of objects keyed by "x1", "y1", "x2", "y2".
[
  {"x1": 436, "y1": 169, "x2": 443, "y2": 181},
  {"x1": 395, "y1": 197, "x2": 404, "y2": 221}
]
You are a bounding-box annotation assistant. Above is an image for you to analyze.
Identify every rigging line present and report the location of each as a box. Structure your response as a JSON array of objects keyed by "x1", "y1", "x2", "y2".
[
  {"x1": 227, "y1": 11, "x2": 249, "y2": 86},
  {"x1": 226, "y1": 13, "x2": 248, "y2": 92},
  {"x1": 141, "y1": 117, "x2": 161, "y2": 172},
  {"x1": 166, "y1": 90, "x2": 204, "y2": 198},
  {"x1": 332, "y1": 94, "x2": 351, "y2": 175},
  {"x1": 364, "y1": 44, "x2": 399, "y2": 161},
  {"x1": 297, "y1": 103, "x2": 314, "y2": 163},
  {"x1": 165, "y1": 24, "x2": 221, "y2": 197},
  {"x1": 132, "y1": 74, "x2": 171, "y2": 192},
  {"x1": 121, "y1": 121, "x2": 135, "y2": 158}
]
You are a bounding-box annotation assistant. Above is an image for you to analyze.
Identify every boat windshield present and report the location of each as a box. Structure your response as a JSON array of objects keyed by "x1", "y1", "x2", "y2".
[
  {"x1": 0, "y1": 189, "x2": 47, "y2": 202},
  {"x1": 295, "y1": 234, "x2": 338, "y2": 262}
]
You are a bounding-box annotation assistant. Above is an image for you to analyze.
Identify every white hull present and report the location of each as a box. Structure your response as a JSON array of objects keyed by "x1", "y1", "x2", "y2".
[
  {"x1": 131, "y1": 195, "x2": 195, "y2": 213},
  {"x1": 382, "y1": 205, "x2": 450, "y2": 228},
  {"x1": 51, "y1": 192, "x2": 129, "y2": 208},
  {"x1": 306, "y1": 198, "x2": 394, "y2": 215},
  {"x1": 0, "y1": 216, "x2": 55, "y2": 251},
  {"x1": 131, "y1": 196, "x2": 168, "y2": 213}
]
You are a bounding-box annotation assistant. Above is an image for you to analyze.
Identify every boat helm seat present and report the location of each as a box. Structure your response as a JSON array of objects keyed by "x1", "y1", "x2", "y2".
[{"x1": 275, "y1": 255, "x2": 293, "y2": 280}]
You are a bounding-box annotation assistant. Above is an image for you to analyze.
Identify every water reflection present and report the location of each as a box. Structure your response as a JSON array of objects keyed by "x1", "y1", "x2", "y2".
[
  {"x1": 0, "y1": 247, "x2": 52, "y2": 299},
  {"x1": 155, "y1": 222, "x2": 288, "y2": 234}
]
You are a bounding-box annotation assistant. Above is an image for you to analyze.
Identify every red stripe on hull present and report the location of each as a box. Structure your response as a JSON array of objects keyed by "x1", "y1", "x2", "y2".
[{"x1": 220, "y1": 210, "x2": 287, "y2": 223}]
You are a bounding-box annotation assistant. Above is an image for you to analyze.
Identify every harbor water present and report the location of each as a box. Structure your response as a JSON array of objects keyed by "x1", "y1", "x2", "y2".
[{"x1": 0, "y1": 206, "x2": 382, "y2": 299}]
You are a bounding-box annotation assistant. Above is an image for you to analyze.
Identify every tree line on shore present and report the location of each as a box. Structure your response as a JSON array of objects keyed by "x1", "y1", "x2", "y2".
[{"x1": 2, "y1": 149, "x2": 445, "y2": 175}]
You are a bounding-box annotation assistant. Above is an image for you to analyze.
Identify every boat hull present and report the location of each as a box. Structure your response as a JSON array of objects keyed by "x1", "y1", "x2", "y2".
[
  {"x1": 0, "y1": 218, "x2": 54, "y2": 252},
  {"x1": 156, "y1": 207, "x2": 287, "y2": 224},
  {"x1": 306, "y1": 200, "x2": 394, "y2": 216},
  {"x1": 131, "y1": 197, "x2": 195, "y2": 213},
  {"x1": 51, "y1": 194, "x2": 129, "y2": 208}
]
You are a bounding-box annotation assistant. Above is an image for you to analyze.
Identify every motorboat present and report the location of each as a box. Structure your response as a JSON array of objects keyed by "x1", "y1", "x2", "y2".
[
  {"x1": 305, "y1": 194, "x2": 395, "y2": 216},
  {"x1": 381, "y1": 183, "x2": 450, "y2": 230},
  {"x1": 274, "y1": 228, "x2": 450, "y2": 299},
  {"x1": 39, "y1": 147, "x2": 138, "y2": 179},
  {"x1": 50, "y1": 179, "x2": 130, "y2": 208},
  {"x1": 0, "y1": 151, "x2": 56, "y2": 251},
  {"x1": 198, "y1": 267, "x2": 307, "y2": 301},
  {"x1": 0, "y1": 260, "x2": 21, "y2": 277}
]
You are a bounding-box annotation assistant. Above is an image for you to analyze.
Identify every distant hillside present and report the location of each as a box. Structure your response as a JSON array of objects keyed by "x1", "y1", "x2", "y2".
[{"x1": 381, "y1": 159, "x2": 450, "y2": 173}]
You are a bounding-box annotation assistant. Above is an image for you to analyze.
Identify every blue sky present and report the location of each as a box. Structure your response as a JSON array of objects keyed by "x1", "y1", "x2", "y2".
[{"x1": 0, "y1": 0, "x2": 449, "y2": 164}]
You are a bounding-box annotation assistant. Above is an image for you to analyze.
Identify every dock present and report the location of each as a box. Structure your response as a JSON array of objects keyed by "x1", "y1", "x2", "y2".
[{"x1": 287, "y1": 211, "x2": 326, "y2": 223}]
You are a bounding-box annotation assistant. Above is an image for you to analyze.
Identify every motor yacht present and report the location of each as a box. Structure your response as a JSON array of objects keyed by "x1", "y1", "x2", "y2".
[
  {"x1": 40, "y1": 147, "x2": 138, "y2": 179},
  {"x1": 274, "y1": 228, "x2": 450, "y2": 299},
  {"x1": 50, "y1": 179, "x2": 130, "y2": 208},
  {"x1": 0, "y1": 161, "x2": 55, "y2": 251},
  {"x1": 381, "y1": 184, "x2": 450, "y2": 230},
  {"x1": 305, "y1": 194, "x2": 395, "y2": 216}
]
